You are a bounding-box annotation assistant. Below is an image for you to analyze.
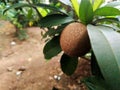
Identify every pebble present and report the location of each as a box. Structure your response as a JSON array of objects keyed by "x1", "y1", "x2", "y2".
[
  {"x1": 16, "y1": 71, "x2": 22, "y2": 76},
  {"x1": 57, "y1": 76, "x2": 61, "y2": 80},
  {"x1": 10, "y1": 41, "x2": 16, "y2": 46},
  {"x1": 54, "y1": 75, "x2": 58, "y2": 80},
  {"x1": 54, "y1": 75, "x2": 61, "y2": 81}
]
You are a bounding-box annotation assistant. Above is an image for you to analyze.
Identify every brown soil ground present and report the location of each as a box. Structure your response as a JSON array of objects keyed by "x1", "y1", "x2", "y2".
[{"x1": 0, "y1": 20, "x2": 91, "y2": 90}]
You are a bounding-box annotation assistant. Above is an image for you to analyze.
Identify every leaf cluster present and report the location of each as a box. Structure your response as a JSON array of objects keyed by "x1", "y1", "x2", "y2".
[
  {"x1": 3, "y1": 0, "x2": 120, "y2": 90},
  {"x1": 39, "y1": 0, "x2": 120, "y2": 90}
]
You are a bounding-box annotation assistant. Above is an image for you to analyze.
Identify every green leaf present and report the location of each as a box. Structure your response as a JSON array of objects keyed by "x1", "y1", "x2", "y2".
[
  {"x1": 89, "y1": 0, "x2": 94, "y2": 4},
  {"x1": 87, "y1": 25, "x2": 120, "y2": 90},
  {"x1": 70, "y1": 0, "x2": 80, "y2": 17},
  {"x1": 93, "y1": 17, "x2": 119, "y2": 25},
  {"x1": 3, "y1": 3, "x2": 31, "y2": 14},
  {"x1": 35, "y1": 3, "x2": 67, "y2": 15},
  {"x1": 91, "y1": 51, "x2": 104, "y2": 79},
  {"x1": 39, "y1": 14, "x2": 74, "y2": 27},
  {"x1": 27, "y1": 8, "x2": 33, "y2": 19},
  {"x1": 79, "y1": 0, "x2": 94, "y2": 25},
  {"x1": 104, "y1": 1, "x2": 120, "y2": 7},
  {"x1": 92, "y1": 0, "x2": 104, "y2": 11},
  {"x1": 37, "y1": 7, "x2": 48, "y2": 17},
  {"x1": 43, "y1": 36, "x2": 62, "y2": 59},
  {"x1": 83, "y1": 76, "x2": 107, "y2": 90},
  {"x1": 94, "y1": 7, "x2": 120, "y2": 16},
  {"x1": 3, "y1": 3, "x2": 67, "y2": 15},
  {"x1": 60, "y1": 53, "x2": 78, "y2": 76}
]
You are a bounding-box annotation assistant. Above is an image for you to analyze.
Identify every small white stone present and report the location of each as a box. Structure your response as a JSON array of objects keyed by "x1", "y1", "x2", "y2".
[
  {"x1": 54, "y1": 75, "x2": 58, "y2": 80},
  {"x1": 10, "y1": 41, "x2": 16, "y2": 46},
  {"x1": 16, "y1": 71, "x2": 22, "y2": 76},
  {"x1": 57, "y1": 76, "x2": 61, "y2": 80}
]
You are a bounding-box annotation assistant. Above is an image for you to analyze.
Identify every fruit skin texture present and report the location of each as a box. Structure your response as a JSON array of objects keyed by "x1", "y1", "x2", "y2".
[{"x1": 60, "y1": 22, "x2": 90, "y2": 57}]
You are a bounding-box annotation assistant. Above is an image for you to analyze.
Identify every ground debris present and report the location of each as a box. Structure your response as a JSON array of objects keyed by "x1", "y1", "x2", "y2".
[
  {"x1": 18, "y1": 66, "x2": 26, "y2": 71},
  {"x1": 7, "y1": 67, "x2": 13, "y2": 72}
]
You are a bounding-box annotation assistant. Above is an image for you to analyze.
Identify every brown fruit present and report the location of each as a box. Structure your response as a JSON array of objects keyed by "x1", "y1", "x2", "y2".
[{"x1": 60, "y1": 22, "x2": 90, "y2": 57}]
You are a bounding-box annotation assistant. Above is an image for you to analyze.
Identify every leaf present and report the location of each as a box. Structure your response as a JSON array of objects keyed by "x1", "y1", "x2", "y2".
[
  {"x1": 89, "y1": 0, "x2": 94, "y2": 4},
  {"x1": 104, "y1": 1, "x2": 120, "y2": 7},
  {"x1": 35, "y1": 3, "x2": 67, "y2": 15},
  {"x1": 3, "y1": 3, "x2": 32, "y2": 14},
  {"x1": 39, "y1": 14, "x2": 74, "y2": 27},
  {"x1": 70, "y1": 0, "x2": 80, "y2": 17},
  {"x1": 60, "y1": 53, "x2": 78, "y2": 76},
  {"x1": 91, "y1": 51, "x2": 104, "y2": 79},
  {"x1": 3, "y1": 3, "x2": 67, "y2": 15},
  {"x1": 79, "y1": 0, "x2": 94, "y2": 25},
  {"x1": 94, "y1": 7, "x2": 120, "y2": 16},
  {"x1": 37, "y1": 7, "x2": 48, "y2": 17},
  {"x1": 83, "y1": 76, "x2": 107, "y2": 90},
  {"x1": 43, "y1": 36, "x2": 62, "y2": 59},
  {"x1": 27, "y1": 8, "x2": 33, "y2": 19},
  {"x1": 92, "y1": 0, "x2": 104, "y2": 11},
  {"x1": 93, "y1": 17, "x2": 119, "y2": 24},
  {"x1": 87, "y1": 25, "x2": 120, "y2": 90}
]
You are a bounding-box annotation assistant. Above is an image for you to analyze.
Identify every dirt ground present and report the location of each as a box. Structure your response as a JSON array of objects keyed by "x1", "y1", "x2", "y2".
[{"x1": 0, "y1": 20, "x2": 91, "y2": 90}]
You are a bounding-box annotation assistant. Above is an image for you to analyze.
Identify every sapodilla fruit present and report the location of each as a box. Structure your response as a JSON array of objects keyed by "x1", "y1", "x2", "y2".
[{"x1": 60, "y1": 22, "x2": 90, "y2": 57}]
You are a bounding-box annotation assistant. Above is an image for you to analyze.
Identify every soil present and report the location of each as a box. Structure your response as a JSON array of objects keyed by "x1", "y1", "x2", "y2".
[{"x1": 0, "y1": 20, "x2": 91, "y2": 90}]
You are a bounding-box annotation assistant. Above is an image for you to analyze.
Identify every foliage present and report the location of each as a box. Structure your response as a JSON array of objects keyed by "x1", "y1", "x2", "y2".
[
  {"x1": 2, "y1": 0, "x2": 43, "y2": 27},
  {"x1": 0, "y1": 0, "x2": 51, "y2": 40},
  {"x1": 79, "y1": 0, "x2": 94, "y2": 24},
  {"x1": 82, "y1": 76, "x2": 107, "y2": 90},
  {"x1": 60, "y1": 53, "x2": 78, "y2": 76},
  {"x1": 1, "y1": 0, "x2": 69, "y2": 40},
  {"x1": 2, "y1": 0, "x2": 120, "y2": 90},
  {"x1": 0, "y1": 1, "x2": 36, "y2": 40},
  {"x1": 87, "y1": 25, "x2": 120, "y2": 90},
  {"x1": 43, "y1": 36, "x2": 62, "y2": 59},
  {"x1": 38, "y1": 0, "x2": 120, "y2": 90}
]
